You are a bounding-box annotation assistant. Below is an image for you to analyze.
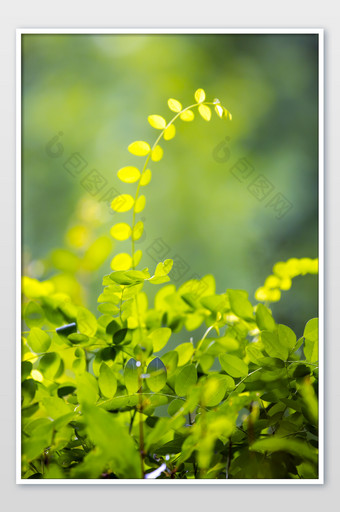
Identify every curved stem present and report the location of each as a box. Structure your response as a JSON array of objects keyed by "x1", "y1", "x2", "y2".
[{"x1": 131, "y1": 101, "x2": 217, "y2": 267}]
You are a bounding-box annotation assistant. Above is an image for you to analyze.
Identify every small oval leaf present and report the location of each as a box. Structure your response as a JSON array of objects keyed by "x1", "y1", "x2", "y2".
[
  {"x1": 124, "y1": 358, "x2": 139, "y2": 394},
  {"x1": 128, "y1": 141, "x2": 151, "y2": 156},
  {"x1": 146, "y1": 357, "x2": 167, "y2": 392}
]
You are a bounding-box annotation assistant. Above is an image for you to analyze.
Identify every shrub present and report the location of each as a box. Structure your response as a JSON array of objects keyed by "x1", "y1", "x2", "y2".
[{"x1": 21, "y1": 89, "x2": 319, "y2": 480}]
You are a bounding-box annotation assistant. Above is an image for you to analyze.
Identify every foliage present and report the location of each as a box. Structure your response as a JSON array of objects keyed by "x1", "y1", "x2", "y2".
[{"x1": 21, "y1": 89, "x2": 319, "y2": 480}]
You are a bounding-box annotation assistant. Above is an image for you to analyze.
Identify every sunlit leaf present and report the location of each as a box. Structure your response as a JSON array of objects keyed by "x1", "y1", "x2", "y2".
[
  {"x1": 98, "y1": 363, "x2": 117, "y2": 398},
  {"x1": 110, "y1": 222, "x2": 132, "y2": 241},
  {"x1": 111, "y1": 194, "x2": 134, "y2": 212},
  {"x1": 27, "y1": 327, "x2": 51, "y2": 353},
  {"x1": 133, "y1": 250, "x2": 143, "y2": 267},
  {"x1": 134, "y1": 195, "x2": 146, "y2": 213},
  {"x1": 124, "y1": 358, "x2": 139, "y2": 394},
  {"x1": 148, "y1": 115, "x2": 166, "y2": 129},
  {"x1": 175, "y1": 342, "x2": 194, "y2": 366},
  {"x1": 198, "y1": 104, "x2": 211, "y2": 121},
  {"x1": 228, "y1": 289, "x2": 254, "y2": 319},
  {"x1": 110, "y1": 253, "x2": 132, "y2": 271},
  {"x1": 151, "y1": 145, "x2": 163, "y2": 162},
  {"x1": 194, "y1": 88, "x2": 206, "y2": 103},
  {"x1": 163, "y1": 124, "x2": 176, "y2": 140},
  {"x1": 304, "y1": 318, "x2": 318, "y2": 362},
  {"x1": 168, "y1": 98, "x2": 182, "y2": 112},
  {"x1": 128, "y1": 140, "x2": 151, "y2": 156},
  {"x1": 132, "y1": 221, "x2": 144, "y2": 241},
  {"x1": 81, "y1": 404, "x2": 141, "y2": 478},
  {"x1": 76, "y1": 372, "x2": 99, "y2": 406},
  {"x1": 24, "y1": 301, "x2": 45, "y2": 328},
  {"x1": 214, "y1": 104, "x2": 224, "y2": 118},
  {"x1": 117, "y1": 166, "x2": 141, "y2": 183},
  {"x1": 219, "y1": 354, "x2": 248, "y2": 378},
  {"x1": 180, "y1": 110, "x2": 194, "y2": 122},
  {"x1": 148, "y1": 327, "x2": 171, "y2": 352},
  {"x1": 77, "y1": 307, "x2": 97, "y2": 337},
  {"x1": 140, "y1": 169, "x2": 152, "y2": 186},
  {"x1": 146, "y1": 358, "x2": 167, "y2": 392},
  {"x1": 175, "y1": 364, "x2": 197, "y2": 396}
]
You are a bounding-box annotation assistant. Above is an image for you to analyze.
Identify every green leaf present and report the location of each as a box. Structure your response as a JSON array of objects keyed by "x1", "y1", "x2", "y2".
[
  {"x1": 201, "y1": 374, "x2": 233, "y2": 407},
  {"x1": 278, "y1": 324, "x2": 296, "y2": 352},
  {"x1": 112, "y1": 328, "x2": 128, "y2": 345},
  {"x1": 81, "y1": 404, "x2": 141, "y2": 478},
  {"x1": 149, "y1": 259, "x2": 173, "y2": 284},
  {"x1": 98, "y1": 363, "x2": 117, "y2": 398},
  {"x1": 38, "y1": 352, "x2": 62, "y2": 379},
  {"x1": 175, "y1": 364, "x2": 197, "y2": 396},
  {"x1": 304, "y1": 318, "x2": 318, "y2": 363},
  {"x1": 146, "y1": 357, "x2": 167, "y2": 392},
  {"x1": 250, "y1": 437, "x2": 317, "y2": 465},
  {"x1": 261, "y1": 330, "x2": 289, "y2": 360},
  {"x1": 161, "y1": 350, "x2": 178, "y2": 377},
  {"x1": 76, "y1": 372, "x2": 99, "y2": 406},
  {"x1": 110, "y1": 269, "x2": 149, "y2": 285},
  {"x1": 256, "y1": 304, "x2": 276, "y2": 331},
  {"x1": 148, "y1": 327, "x2": 171, "y2": 352},
  {"x1": 76, "y1": 307, "x2": 97, "y2": 337},
  {"x1": 175, "y1": 342, "x2": 194, "y2": 366},
  {"x1": 124, "y1": 358, "x2": 140, "y2": 393},
  {"x1": 99, "y1": 394, "x2": 139, "y2": 411},
  {"x1": 22, "y1": 361, "x2": 33, "y2": 381},
  {"x1": 227, "y1": 289, "x2": 254, "y2": 319},
  {"x1": 219, "y1": 354, "x2": 248, "y2": 378},
  {"x1": 27, "y1": 327, "x2": 51, "y2": 353},
  {"x1": 24, "y1": 301, "x2": 45, "y2": 328}
]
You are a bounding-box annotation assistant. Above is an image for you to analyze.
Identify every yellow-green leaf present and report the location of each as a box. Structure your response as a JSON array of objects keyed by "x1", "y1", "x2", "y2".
[
  {"x1": 111, "y1": 194, "x2": 134, "y2": 212},
  {"x1": 214, "y1": 104, "x2": 224, "y2": 118},
  {"x1": 132, "y1": 221, "x2": 144, "y2": 241},
  {"x1": 124, "y1": 358, "x2": 139, "y2": 393},
  {"x1": 146, "y1": 357, "x2": 167, "y2": 392},
  {"x1": 175, "y1": 364, "x2": 197, "y2": 396},
  {"x1": 140, "y1": 169, "x2": 152, "y2": 186},
  {"x1": 198, "y1": 104, "x2": 211, "y2": 121},
  {"x1": 219, "y1": 353, "x2": 248, "y2": 378},
  {"x1": 98, "y1": 363, "x2": 117, "y2": 398},
  {"x1": 148, "y1": 115, "x2": 166, "y2": 129},
  {"x1": 110, "y1": 222, "x2": 131, "y2": 241},
  {"x1": 117, "y1": 166, "x2": 141, "y2": 183},
  {"x1": 175, "y1": 342, "x2": 194, "y2": 366},
  {"x1": 180, "y1": 110, "x2": 194, "y2": 122},
  {"x1": 194, "y1": 88, "x2": 206, "y2": 103},
  {"x1": 27, "y1": 327, "x2": 51, "y2": 353},
  {"x1": 77, "y1": 307, "x2": 97, "y2": 337},
  {"x1": 133, "y1": 250, "x2": 143, "y2": 267},
  {"x1": 163, "y1": 124, "x2": 176, "y2": 140},
  {"x1": 168, "y1": 98, "x2": 182, "y2": 112},
  {"x1": 110, "y1": 253, "x2": 132, "y2": 271},
  {"x1": 148, "y1": 327, "x2": 172, "y2": 352},
  {"x1": 128, "y1": 141, "x2": 151, "y2": 156},
  {"x1": 151, "y1": 145, "x2": 163, "y2": 162},
  {"x1": 134, "y1": 195, "x2": 146, "y2": 213}
]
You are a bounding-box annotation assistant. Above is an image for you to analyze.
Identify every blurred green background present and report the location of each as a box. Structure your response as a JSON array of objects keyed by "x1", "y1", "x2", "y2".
[{"x1": 22, "y1": 33, "x2": 319, "y2": 335}]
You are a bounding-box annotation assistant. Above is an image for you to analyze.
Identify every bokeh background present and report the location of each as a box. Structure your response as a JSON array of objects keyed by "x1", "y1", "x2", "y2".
[{"x1": 22, "y1": 33, "x2": 319, "y2": 335}]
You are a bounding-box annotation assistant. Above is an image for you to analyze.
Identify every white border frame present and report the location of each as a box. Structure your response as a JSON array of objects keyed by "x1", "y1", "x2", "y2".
[{"x1": 16, "y1": 28, "x2": 324, "y2": 485}]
